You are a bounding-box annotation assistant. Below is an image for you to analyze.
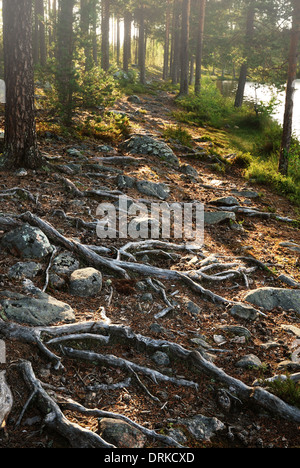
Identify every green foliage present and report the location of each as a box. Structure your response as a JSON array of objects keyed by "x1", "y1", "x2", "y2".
[
  {"x1": 76, "y1": 66, "x2": 120, "y2": 109},
  {"x1": 163, "y1": 125, "x2": 193, "y2": 147},
  {"x1": 266, "y1": 378, "x2": 300, "y2": 409}
]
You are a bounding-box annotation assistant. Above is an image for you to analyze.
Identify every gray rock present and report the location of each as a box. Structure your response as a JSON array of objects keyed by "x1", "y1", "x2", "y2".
[
  {"x1": 180, "y1": 164, "x2": 199, "y2": 179},
  {"x1": 185, "y1": 300, "x2": 201, "y2": 316},
  {"x1": 218, "y1": 325, "x2": 252, "y2": 339},
  {"x1": 278, "y1": 274, "x2": 300, "y2": 288},
  {"x1": 8, "y1": 262, "x2": 42, "y2": 280},
  {"x1": 121, "y1": 135, "x2": 179, "y2": 166},
  {"x1": 117, "y1": 175, "x2": 136, "y2": 189},
  {"x1": 127, "y1": 95, "x2": 141, "y2": 104},
  {"x1": 231, "y1": 189, "x2": 259, "y2": 199},
  {"x1": 236, "y1": 354, "x2": 263, "y2": 369},
  {"x1": 245, "y1": 287, "x2": 300, "y2": 314},
  {"x1": 281, "y1": 324, "x2": 300, "y2": 338},
  {"x1": 230, "y1": 303, "x2": 259, "y2": 321},
  {"x1": 51, "y1": 252, "x2": 80, "y2": 276},
  {"x1": 204, "y1": 211, "x2": 236, "y2": 225},
  {"x1": 210, "y1": 196, "x2": 240, "y2": 206},
  {"x1": 0, "y1": 292, "x2": 75, "y2": 326},
  {"x1": 136, "y1": 180, "x2": 170, "y2": 200},
  {"x1": 69, "y1": 267, "x2": 102, "y2": 297},
  {"x1": 98, "y1": 418, "x2": 146, "y2": 448},
  {"x1": 1, "y1": 224, "x2": 53, "y2": 259},
  {"x1": 141, "y1": 293, "x2": 153, "y2": 302},
  {"x1": 151, "y1": 351, "x2": 170, "y2": 366},
  {"x1": 178, "y1": 414, "x2": 225, "y2": 441}
]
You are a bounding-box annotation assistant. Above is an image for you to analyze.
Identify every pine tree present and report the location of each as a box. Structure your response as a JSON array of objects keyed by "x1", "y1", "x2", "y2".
[{"x1": 2, "y1": 0, "x2": 41, "y2": 169}]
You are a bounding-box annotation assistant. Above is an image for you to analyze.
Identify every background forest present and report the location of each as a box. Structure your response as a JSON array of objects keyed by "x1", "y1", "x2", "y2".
[{"x1": 1, "y1": 0, "x2": 300, "y2": 203}]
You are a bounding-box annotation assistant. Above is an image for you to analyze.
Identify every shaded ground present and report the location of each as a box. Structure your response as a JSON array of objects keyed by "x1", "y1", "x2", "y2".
[{"x1": 0, "y1": 87, "x2": 299, "y2": 448}]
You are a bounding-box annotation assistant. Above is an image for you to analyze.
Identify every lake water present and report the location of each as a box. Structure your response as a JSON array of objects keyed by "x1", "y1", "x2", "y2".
[{"x1": 217, "y1": 79, "x2": 300, "y2": 139}]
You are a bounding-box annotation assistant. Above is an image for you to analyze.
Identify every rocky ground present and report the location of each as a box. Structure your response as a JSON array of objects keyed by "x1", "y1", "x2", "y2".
[{"x1": 0, "y1": 88, "x2": 300, "y2": 449}]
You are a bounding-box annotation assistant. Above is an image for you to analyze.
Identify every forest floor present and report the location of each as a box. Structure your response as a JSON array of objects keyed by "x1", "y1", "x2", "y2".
[{"x1": 0, "y1": 84, "x2": 300, "y2": 449}]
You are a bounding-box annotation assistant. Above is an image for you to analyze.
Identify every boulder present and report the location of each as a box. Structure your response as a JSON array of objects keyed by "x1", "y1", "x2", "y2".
[
  {"x1": 178, "y1": 414, "x2": 225, "y2": 441},
  {"x1": 230, "y1": 303, "x2": 259, "y2": 321},
  {"x1": 236, "y1": 354, "x2": 263, "y2": 369},
  {"x1": 69, "y1": 268, "x2": 102, "y2": 297},
  {"x1": 121, "y1": 135, "x2": 179, "y2": 166},
  {"x1": 0, "y1": 292, "x2": 75, "y2": 326},
  {"x1": 8, "y1": 262, "x2": 42, "y2": 280},
  {"x1": 136, "y1": 180, "x2": 170, "y2": 200},
  {"x1": 204, "y1": 211, "x2": 236, "y2": 225},
  {"x1": 244, "y1": 287, "x2": 300, "y2": 314},
  {"x1": 98, "y1": 418, "x2": 146, "y2": 448},
  {"x1": 1, "y1": 224, "x2": 53, "y2": 259},
  {"x1": 210, "y1": 196, "x2": 240, "y2": 206}
]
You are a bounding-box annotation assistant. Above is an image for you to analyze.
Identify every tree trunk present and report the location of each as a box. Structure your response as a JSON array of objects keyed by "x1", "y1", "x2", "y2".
[
  {"x1": 278, "y1": 0, "x2": 300, "y2": 176},
  {"x1": 234, "y1": 1, "x2": 255, "y2": 108},
  {"x1": 179, "y1": 0, "x2": 191, "y2": 96},
  {"x1": 194, "y1": 0, "x2": 206, "y2": 95},
  {"x1": 101, "y1": 0, "x2": 110, "y2": 71},
  {"x1": 123, "y1": 10, "x2": 132, "y2": 72},
  {"x1": 171, "y1": 0, "x2": 181, "y2": 85},
  {"x1": 163, "y1": 0, "x2": 171, "y2": 80},
  {"x1": 138, "y1": 4, "x2": 146, "y2": 85},
  {"x1": 56, "y1": 0, "x2": 75, "y2": 126},
  {"x1": 80, "y1": 0, "x2": 93, "y2": 70},
  {"x1": 2, "y1": 0, "x2": 41, "y2": 170}
]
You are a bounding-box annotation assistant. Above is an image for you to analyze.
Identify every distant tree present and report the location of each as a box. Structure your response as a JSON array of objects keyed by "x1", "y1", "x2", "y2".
[
  {"x1": 56, "y1": 0, "x2": 75, "y2": 125},
  {"x1": 101, "y1": 0, "x2": 110, "y2": 71},
  {"x1": 194, "y1": 0, "x2": 206, "y2": 95},
  {"x1": 179, "y1": 0, "x2": 191, "y2": 95},
  {"x1": 234, "y1": 0, "x2": 255, "y2": 108},
  {"x1": 278, "y1": 0, "x2": 300, "y2": 175},
  {"x1": 2, "y1": 0, "x2": 41, "y2": 169}
]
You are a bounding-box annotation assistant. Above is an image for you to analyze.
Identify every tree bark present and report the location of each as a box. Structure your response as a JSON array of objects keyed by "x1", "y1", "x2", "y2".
[
  {"x1": 138, "y1": 4, "x2": 146, "y2": 85},
  {"x1": 278, "y1": 0, "x2": 300, "y2": 175},
  {"x1": 194, "y1": 0, "x2": 206, "y2": 95},
  {"x1": 163, "y1": 0, "x2": 171, "y2": 80},
  {"x1": 2, "y1": 0, "x2": 41, "y2": 170},
  {"x1": 101, "y1": 0, "x2": 110, "y2": 71},
  {"x1": 123, "y1": 10, "x2": 132, "y2": 72},
  {"x1": 56, "y1": 0, "x2": 75, "y2": 126},
  {"x1": 179, "y1": 0, "x2": 191, "y2": 96},
  {"x1": 234, "y1": 1, "x2": 255, "y2": 108}
]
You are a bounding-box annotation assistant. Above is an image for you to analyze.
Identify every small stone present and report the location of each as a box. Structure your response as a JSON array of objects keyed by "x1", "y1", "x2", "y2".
[
  {"x1": 230, "y1": 303, "x2": 259, "y2": 321},
  {"x1": 151, "y1": 351, "x2": 170, "y2": 366},
  {"x1": 8, "y1": 262, "x2": 42, "y2": 280},
  {"x1": 69, "y1": 268, "x2": 102, "y2": 297},
  {"x1": 98, "y1": 418, "x2": 146, "y2": 448},
  {"x1": 236, "y1": 354, "x2": 263, "y2": 369},
  {"x1": 204, "y1": 211, "x2": 236, "y2": 225}
]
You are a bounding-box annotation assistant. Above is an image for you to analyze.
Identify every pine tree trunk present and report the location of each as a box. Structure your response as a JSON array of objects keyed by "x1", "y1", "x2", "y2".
[
  {"x1": 101, "y1": 0, "x2": 110, "y2": 71},
  {"x1": 278, "y1": 0, "x2": 300, "y2": 175},
  {"x1": 163, "y1": 0, "x2": 171, "y2": 80},
  {"x1": 2, "y1": 0, "x2": 41, "y2": 170},
  {"x1": 56, "y1": 0, "x2": 75, "y2": 126},
  {"x1": 194, "y1": 0, "x2": 206, "y2": 95},
  {"x1": 139, "y1": 4, "x2": 146, "y2": 85},
  {"x1": 179, "y1": 0, "x2": 190, "y2": 96},
  {"x1": 171, "y1": 0, "x2": 181, "y2": 85},
  {"x1": 234, "y1": 2, "x2": 255, "y2": 108},
  {"x1": 123, "y1": 10, "x2": 132, "y2": 72}
]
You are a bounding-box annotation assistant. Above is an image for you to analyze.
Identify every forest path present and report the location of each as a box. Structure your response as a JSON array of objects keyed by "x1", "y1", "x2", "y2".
[{"x1": 0, "y1": 86, "x2": 300, "y2": 448}]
